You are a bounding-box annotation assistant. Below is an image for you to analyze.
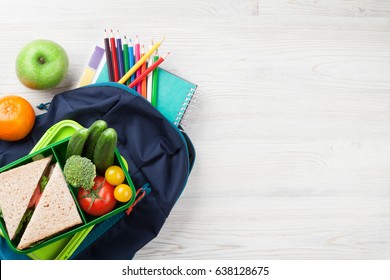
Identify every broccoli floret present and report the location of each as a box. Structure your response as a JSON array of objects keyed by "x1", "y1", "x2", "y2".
[{"x1": 63, "y1": 155, "x2": 96, "y2": 190}]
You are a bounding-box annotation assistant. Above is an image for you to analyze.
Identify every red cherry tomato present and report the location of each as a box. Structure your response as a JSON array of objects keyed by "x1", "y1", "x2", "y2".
[{"x1": 77, "y1": 176, "x2": 116, "y2": 217}]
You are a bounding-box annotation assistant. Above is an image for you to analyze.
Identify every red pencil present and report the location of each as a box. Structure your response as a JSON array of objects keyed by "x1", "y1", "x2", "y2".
[
  {"x1": 129, "y1": 52, "x2": 169, "y2": 89},
  {"x1": 110, "y1": 29, "x2": 119, "y2": 82}
]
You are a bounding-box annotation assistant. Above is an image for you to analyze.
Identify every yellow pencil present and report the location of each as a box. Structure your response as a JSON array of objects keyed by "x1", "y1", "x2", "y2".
[{"x1": 118, "y1": 37, "x2": 165, "y2": 84}]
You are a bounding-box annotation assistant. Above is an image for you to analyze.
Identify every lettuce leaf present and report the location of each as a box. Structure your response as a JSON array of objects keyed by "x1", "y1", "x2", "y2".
[{"x1": 40, "y1": 175, "x2": 49, "y2": 193}]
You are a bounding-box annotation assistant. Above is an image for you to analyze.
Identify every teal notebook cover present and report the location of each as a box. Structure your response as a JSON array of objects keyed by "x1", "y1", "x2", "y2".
[
  {"x1": 95, "y1": 63, "x2": 109, "y2": 83},
  {"x1": 155, "y1": 69, "x2": 197, "y2": 126},
  {"x1": 95, "y1": 61, "x2": 197, "y2": 126}
]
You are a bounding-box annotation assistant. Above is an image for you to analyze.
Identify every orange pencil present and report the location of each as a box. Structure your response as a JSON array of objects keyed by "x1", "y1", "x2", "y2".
[{"x1": 140, "y1": 45, "x2": 147, "y2": 98}]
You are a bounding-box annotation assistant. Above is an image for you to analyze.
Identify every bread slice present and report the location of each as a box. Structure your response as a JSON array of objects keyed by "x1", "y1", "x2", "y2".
[
  {"x1": 17, "y1": 163, "x2": 83, "y2": 250},
  {"x1": 0, "y1": 156, "x2": 52, "y2": 240}
]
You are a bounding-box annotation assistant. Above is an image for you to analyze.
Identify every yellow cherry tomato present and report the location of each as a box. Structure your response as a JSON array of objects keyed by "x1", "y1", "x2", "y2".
[
  {"x1": 105, "y1": 165, "x2": 125, "y2": 186},
  {"x1": 114, "y1": 184, "x2": 133, "y2": 202}
]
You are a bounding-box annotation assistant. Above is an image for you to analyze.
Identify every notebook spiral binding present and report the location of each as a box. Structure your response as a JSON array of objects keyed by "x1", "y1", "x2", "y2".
[
  {"x1": 174, "y1": 86, "x2": 198, "y2": 127},
  {"x1": 177, "y1": 87, "x2": 201, "y2": 130}
]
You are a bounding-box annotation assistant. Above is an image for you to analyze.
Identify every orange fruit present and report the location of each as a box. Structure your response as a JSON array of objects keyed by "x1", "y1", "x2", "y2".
[{"x1": 0, "y1": 95, "x2": 35, "y2": 141}]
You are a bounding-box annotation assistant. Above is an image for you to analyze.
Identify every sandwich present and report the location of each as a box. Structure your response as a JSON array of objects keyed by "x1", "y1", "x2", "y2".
[
  {"x1": 17, "y1": 163, "x2": 82, "y2": 249},
  {"x1": 0, "y1": 156, "x2": 53, "y2": 241},
  {"x1": 0, "y1": 156, "x2": 83, "y2": 250}
]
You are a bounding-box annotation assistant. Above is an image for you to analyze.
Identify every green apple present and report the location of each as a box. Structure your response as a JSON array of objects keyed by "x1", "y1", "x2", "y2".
[{"x1": 15, "y1": 39, "x2": 69, "y2": 90}]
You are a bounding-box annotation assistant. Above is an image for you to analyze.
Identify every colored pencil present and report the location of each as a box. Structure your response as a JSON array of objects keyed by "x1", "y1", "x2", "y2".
[
  {"x1": 151, "y1": 50, "x2": 160, "y2": 107},
  {"x1": 110, "y1": 29, "x2": 119, "y2": 82},
  {"x1": 118, "y1": 37, "x2": 165, "y2": 85},
  {"x1": 134, "y1": 35, "x2": 141, "y2": 92},
  {"x1": 141, "y1": 45, "x2": 148, "y2": 98},
  {"x1": 146, "y1": 41, "x2": 154, "y2": 103},
  {"x1": 128, "y1": 38, "x2": 135, "y2": 84},
  {"x1": 104, "y1": 29, "x2": 114, "y2": 82},
  {"x1": 137, "y1": 44, "x2": 144, "y2": 94},
  {"x1": 141, "y1": 59, "x2": 147, "y2": 98},
  {"x1": 129, "y1": 52, "x2": 169, "y2": 89},
  {"x1": 116, "y1": 30, "x2": 125, "y2": 79},
  {"x1": 122, "y1": 35, "x2": 130, "y2": 86}
]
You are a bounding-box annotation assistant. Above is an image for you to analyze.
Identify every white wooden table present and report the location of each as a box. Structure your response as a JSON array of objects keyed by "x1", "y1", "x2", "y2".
[{"x1": 1, "y1": 0, "x2": 390, "y2": 259}]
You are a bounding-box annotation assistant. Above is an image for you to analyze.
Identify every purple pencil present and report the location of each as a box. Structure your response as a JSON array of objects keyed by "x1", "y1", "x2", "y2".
[{"x1": 116, "y1": 30, "x2": 125, "y2": 79}]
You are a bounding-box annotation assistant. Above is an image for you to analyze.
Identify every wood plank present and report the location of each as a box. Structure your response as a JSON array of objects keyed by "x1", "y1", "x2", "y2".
[
  {"x1": 261, "y1": 0, "x2": 390, "y2": 17},
  {"x1": 135, "y1": 196, "x2": 390, "y2": 259}
]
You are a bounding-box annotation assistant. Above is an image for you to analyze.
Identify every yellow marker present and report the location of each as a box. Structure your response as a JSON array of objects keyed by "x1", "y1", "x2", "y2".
[{"x1": 118, "y1": 37, "x2": 165, "y2": 84}]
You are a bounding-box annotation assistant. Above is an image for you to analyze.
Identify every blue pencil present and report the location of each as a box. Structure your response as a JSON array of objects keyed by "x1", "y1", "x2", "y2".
[
  {"x1": 128, "y1": 38, "x2": 135, "y2": 84},
  {"x1": 116, "y1": 30, "x2": 125, "y2": 79}
]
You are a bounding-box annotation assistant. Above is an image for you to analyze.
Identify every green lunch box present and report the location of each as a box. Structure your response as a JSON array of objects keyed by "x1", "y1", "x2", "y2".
[{"x1": 0, "y1": 120, "x2": 135, "y2": 256}]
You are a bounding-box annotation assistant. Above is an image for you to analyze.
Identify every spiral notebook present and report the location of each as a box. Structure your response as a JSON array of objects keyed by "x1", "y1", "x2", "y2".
[
  {"x1": 92, "y1": 55, "x2": 197, "y2": 126},
  {"x1": 154, "y1": 68, "x2": 197, "y2": 126}
]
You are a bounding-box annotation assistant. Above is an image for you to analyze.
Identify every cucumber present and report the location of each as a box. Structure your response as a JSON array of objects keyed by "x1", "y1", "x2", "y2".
[
  {"x1": 93, "y1": 128, "x2": 118, "y2": 174},
  {"x1": 83, "y1": 120, "x2": 108, "y2": 160},
  {"x1": 66, "y1": 128, "x2": 89, "y2": 160}
]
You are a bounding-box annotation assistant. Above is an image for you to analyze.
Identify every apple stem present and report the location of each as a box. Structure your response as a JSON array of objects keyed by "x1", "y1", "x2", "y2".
[{"x1": 39, "y1": 57, "x2": 45, "y2": 64}]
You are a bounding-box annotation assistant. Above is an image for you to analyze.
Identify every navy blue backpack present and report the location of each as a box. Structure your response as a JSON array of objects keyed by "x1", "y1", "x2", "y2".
[{"x1": 0, "y1": 82, "x2": 195, "y2": 260}]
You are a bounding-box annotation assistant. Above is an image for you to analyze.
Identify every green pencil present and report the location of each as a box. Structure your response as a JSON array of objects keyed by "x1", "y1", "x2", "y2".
[
  {"x1": 151, "y1": 50, "x2": 159, "y2": 107},
  {"x1": 123, "y1": 35, "x2": 130, "y2": 85}
]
